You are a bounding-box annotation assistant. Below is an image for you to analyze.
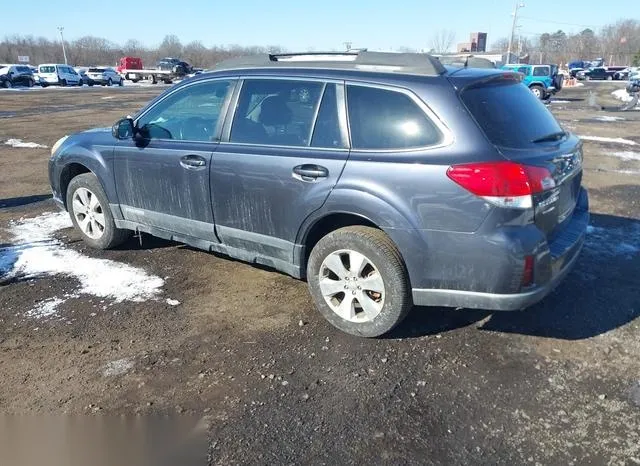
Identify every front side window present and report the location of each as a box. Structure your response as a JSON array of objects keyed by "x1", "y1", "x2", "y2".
[
  {"x1": 230, "y1": 79, "x2": 324, "y2": 147},
  {"x1": 136, "y1": 80, "x2": 232, "y2": 142},
  {"x1": 347, "y1": 85, "x2": 442, "y2": 150}
]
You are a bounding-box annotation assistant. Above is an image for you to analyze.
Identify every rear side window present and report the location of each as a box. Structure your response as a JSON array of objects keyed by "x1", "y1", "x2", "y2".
[
  {"x1": 533, "y1": 67, "x2": 548, "y2": 77},
  {"x1": 461, "y1": 81, "x2": 563, "y2": 149},
  {"x1": 230, "y1": 79, "x2": 324, "y2": 147},
  {"x1": 347, "y1": 85, "x2": 441, "y2": 150}
]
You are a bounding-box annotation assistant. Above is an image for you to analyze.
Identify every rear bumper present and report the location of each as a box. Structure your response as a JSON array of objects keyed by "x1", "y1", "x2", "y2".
[{"x1": 412, "y1": 188, "x2": 589, "y2": 311}]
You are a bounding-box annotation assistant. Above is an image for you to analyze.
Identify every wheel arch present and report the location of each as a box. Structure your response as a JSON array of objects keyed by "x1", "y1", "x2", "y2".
[{"x1": 59, "y1": 163, "x2": 93, "y2": 208}]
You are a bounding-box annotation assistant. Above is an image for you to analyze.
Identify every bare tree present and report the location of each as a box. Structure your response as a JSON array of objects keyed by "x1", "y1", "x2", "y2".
[{"x1": 430, "y1": 30, "x2": 456, "y2": 54}]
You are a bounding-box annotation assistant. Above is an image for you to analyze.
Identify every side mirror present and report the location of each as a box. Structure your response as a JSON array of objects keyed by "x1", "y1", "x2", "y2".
[{"x1": 112, "y1": 118, "x2": 134, "y2": 139}]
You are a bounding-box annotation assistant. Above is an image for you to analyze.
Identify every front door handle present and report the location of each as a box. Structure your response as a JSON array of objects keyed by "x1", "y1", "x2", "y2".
[
  {"x1": 293, "y1": 164, "x2": 328, "y2": 181},
  {"x1": 180, "y1": 155, "x2": 206, "y2": 170}
]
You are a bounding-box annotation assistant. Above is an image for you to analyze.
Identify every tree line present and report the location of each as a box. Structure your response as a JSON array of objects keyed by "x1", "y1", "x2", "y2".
[
  {"x1": 489, "y1": 19, "x2": 640, "y2": 66},
  {"x1": 0, "y1": 34, "x2": 284, "y2": 68}
]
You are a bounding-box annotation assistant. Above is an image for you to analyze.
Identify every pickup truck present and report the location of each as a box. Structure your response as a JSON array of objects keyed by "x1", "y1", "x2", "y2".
[
  {"x1": 502, "y1": 64, "x2": 563, "y2": 100},
  {"x1": 576, "y1": 67, "x2": 615, "y2": 81},
  {"x1": 116, "y1": 56, "x2": 192, "y2": 84}
]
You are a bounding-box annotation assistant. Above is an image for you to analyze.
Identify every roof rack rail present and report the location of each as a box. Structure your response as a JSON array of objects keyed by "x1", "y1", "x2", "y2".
[
  {"x1": 437, "y1": 55, "x2": 496, "y2": 69},
  {"x1": 213, "y1": 50, "x2": 446, "y2": 76}
]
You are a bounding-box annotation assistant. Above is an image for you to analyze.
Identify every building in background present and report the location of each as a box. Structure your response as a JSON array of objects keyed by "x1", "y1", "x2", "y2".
[{"x1": 457, "y1": 32, "x2": 488, "y2": 53}]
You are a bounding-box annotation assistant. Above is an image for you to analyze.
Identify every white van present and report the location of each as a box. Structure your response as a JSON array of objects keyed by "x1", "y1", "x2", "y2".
[{"x1": 37, "y1": 64, "x2": 82, "y2": 87}]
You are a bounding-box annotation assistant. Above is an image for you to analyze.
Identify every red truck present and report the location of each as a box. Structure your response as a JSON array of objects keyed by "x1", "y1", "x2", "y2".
[{"x1": 116, "y1": 56, "x2": 187, "y2": 84}]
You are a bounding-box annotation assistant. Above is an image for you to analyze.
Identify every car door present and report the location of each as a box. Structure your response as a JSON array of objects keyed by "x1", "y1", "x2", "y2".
[
  {"x1": 211, "y1": 77, "x2": 349, "y2": 263},
  {"x1": 113, "y1": 78, "x2": 235, "y2": 241}
]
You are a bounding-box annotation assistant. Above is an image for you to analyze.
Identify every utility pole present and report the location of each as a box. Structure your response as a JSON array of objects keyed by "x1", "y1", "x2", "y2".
[
  {"x1": 57, "y1": 26, "x2": 68, "y2": 64},
  {"x1": 506, "y1": 2, "x2": 524, "y2": 64}
]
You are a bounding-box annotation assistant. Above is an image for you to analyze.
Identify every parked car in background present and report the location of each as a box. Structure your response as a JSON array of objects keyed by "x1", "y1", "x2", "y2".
[
  {"x1": 576, "y1": 67, "x2": 615, "y2": 81},
  {"x1": 49, "y1": 51, "x2": 589, "y2": 337},
  {"x1": 85, "y1": 67, "x2": 124, "y2": 86},
  {"x1": 75, "y1": 67, "x2": 90, "y2": 86},
  {"x1": 38, "y1": 64, "x2": 82, "y2": 86},
  {"x1": 502, "y1": 64, "x2": 562, "y2": 99},
  {"x1": 614, "y1": 67, "x2": 640, "y2": 81},
  {"x1": 569, "y1": 67, "x2": 583, "y2": 78},
  {"x1": 0, "y1": 64, "x2": 36, "y2": 87}
]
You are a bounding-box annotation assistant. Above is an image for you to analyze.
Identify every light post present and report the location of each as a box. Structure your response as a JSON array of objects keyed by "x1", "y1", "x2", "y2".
[
  {"x1": 57, "y1": 26, "x2": 68, "y2": 64},
  {"x1": 506, "y1": 2, "x2": 524, "y2": 64}
]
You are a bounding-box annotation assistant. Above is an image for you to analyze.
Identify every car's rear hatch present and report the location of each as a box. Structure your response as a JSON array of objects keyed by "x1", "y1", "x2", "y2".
[{"x1": 453, "y1": 71, "x2": 583, "y2": 239}]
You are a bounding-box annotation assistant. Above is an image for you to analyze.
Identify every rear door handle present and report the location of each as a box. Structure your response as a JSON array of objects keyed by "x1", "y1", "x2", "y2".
[
  {"x1": 180, "y1": 155, "x2": 207, "y2": 170},
  {"x1": 293, "y1": 164, "x2": 328, "y2": 181}
]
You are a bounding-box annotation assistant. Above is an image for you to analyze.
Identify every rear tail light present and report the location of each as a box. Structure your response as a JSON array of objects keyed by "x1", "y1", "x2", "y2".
[{"x1": 446, "y1": 161, "x2": 555, "y2": 209}]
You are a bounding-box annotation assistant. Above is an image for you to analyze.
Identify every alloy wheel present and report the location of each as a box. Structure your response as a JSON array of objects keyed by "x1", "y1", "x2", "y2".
[{"x1": 72, "y1": 187, "x2": 105, "y2": 239}]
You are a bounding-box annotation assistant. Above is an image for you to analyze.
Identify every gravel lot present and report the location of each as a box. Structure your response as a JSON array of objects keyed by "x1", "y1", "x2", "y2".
[{"x1": 0, "y1": 81, "x2": 639, "y2": 465}]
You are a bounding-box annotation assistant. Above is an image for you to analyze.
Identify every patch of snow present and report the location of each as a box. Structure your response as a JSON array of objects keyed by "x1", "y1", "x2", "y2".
[
  {"x1": 102, "y1": 358, "x2": 134, "y2": 377},
  {"x1": 2, "y1": 212, "x2": 165, "y2": 319},
  {"x1": 25, "y1": 297, "x2": 66, "y2": 319},
  {"x1": 166, "y1": 298, "x2": 180, "y2": 306},
  {"x1": 612, "y1": 89, "x2": 633, "y2": 103},
  {"x1": 550, "y1": 100, "x2": 570, "y2": 104},
  {"x1": 609, "y1": 151, "x2": 640, "y2": 161},
  {"x1": 4, "y1": 138, "x2": 47, "y2": 149},
  {"x1": 101, "y1": 95, "x2": 116, "y2": 100},
  {"x1": 593, "y1": 115, "x2": 624, "y2": 122},
  {"x1": 585, "y1": 223, "x2": 640, "y2": 259},
  {"x1": 579, "y1": 135, "x2": 637, "y2": 146}
]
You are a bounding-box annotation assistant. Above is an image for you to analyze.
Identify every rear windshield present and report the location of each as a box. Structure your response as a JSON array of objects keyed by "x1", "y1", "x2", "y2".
[
  {"x1": 461, "y1": 81, "x2": 563, "y2": 149},
  {"x1": 39, "y1": 66, "x2": 56, "y2": 73},
  {"x1": 88, "y1": 68, "x2": 106, "y2": 72}
]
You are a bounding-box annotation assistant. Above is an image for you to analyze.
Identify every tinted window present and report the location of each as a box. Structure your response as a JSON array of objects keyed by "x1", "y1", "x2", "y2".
[
  {"x1": 137, "y1": 80, "x2": 232, "y2": 141},
  {"x1": 311, "y1": 84, "x2": 344, "y2": 148},
  {"x1": 88, "y1": 68, "x2": 106, "y2": 73},
  {"x1": 533, "y1": 67, "x2": 549, "y2": 76},
  {"x1": 517, "y1": 67, "x2": 529, "y2": 75},
  {"x1": 347, "y1": 85, "x2": 441, "y2": 150},
  {"x1": 40, "y1": 66, "x2": 55, "y2": 73},
  {"x1": 461, "y1": 81, "x2": 564, "y2": 149},
  {"x1": 230, "y1": 79, "x2": 323, "y2": 146}
]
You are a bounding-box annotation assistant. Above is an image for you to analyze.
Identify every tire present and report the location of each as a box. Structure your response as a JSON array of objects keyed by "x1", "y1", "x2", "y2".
[
  {"x1": 66, "y1": 173, "x2": 131, "y2": 249},
  {"x1": 530, "y1": 85, "x2": 545, "y2": 100},
  {"x1": 150, "y1": 74, "x2": 157, "y2": 84},
  {"x1": 4, "y1": 80, "x2": 12, "y2": 89},
  {"x1": 78, "y1": 80, "x2": 83, "y2": 87},
  {"x1": 28, "y1": 79, "x2": 34, "y2": 87},
  {"x1": 60, "y1": 79, "x2": 67, "y2": 86},
  {"x1": 307, "y1": 226, "x2": 412, "y2": 337},
  {"x1": 107, "y1": 78, "x2": 113, "y2": 86},
  {"x1": 118, "y1": 78, "x2": 123, "y2": 86}
]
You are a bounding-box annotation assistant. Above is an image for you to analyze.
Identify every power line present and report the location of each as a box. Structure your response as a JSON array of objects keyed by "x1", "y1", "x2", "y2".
[{"x1": 518, "y1": 16, "x2": 597, "y2": 29}]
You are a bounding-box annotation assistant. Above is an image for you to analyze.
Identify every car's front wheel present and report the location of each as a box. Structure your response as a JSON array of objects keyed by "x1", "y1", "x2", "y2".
[
  {"x1": 66, "y1": 173, "x2": 130, "y2": 249},
  {"x1": 307, "y1": 226, "x2": 412, "y2": 337}
]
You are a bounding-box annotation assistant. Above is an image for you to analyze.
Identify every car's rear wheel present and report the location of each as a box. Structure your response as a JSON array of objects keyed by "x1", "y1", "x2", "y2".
[
  {"x1": 118, "y1": 78, "x2": 123, "y2": 86},
  {"x1": 60, "y1": 79, "x2": 67, "y2": 86},
  {"x1": 307, "y1": 226, "x2": 412, "y2": 337},
  {"x1": 66, "y1": 173, "x2": 130, "y2": 249},
  {"x1": 530, "y1": 85, "x2": 544, "y2": 100},
  {"x1": 607, "y1": 75, "x2": 613, "y2": 81},
  {"x1": 4, "y1": 80, "x2": 12, "y2": 89},
  {"x1": 107, "y1": 78, "x2": 113, "y2": 86}
]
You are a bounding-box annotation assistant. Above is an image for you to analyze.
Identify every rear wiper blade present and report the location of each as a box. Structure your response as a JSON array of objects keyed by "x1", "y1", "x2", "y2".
[{"x1": 532, "y1": 131, "x2": 566, "y2": 143}]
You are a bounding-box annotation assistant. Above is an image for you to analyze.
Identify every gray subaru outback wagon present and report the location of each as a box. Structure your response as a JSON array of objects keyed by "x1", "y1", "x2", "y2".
[{"x1": 49, "y1": 51, "x2": 589, "y2": 337}]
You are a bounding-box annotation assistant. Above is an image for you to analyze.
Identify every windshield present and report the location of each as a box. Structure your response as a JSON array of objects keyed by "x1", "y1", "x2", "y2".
[
  {"x1": 39, "y1": 66, "x2": 56, "y2": 73},
  {"x1": 461, "y1": 81, "x2": 564, "y2": 149}
]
